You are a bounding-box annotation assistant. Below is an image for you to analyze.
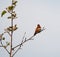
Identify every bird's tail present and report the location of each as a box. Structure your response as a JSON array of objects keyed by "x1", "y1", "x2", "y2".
[{"x1": 34, "y1": 32, "x2": 36, "y2": 36}]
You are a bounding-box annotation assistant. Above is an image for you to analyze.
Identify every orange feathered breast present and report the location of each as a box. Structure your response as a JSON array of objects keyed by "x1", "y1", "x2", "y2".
[{"x1": 34, "y1": 24, "x2": 41, "y2": 35}]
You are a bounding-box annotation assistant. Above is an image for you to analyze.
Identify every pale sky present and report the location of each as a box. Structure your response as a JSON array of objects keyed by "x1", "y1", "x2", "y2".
[{"x1": 0, "y1": 0, "x2": 60, "y2": 57}]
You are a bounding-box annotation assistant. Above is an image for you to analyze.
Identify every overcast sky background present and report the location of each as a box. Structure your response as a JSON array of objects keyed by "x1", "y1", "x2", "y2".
[{"x1": 0, "y1": 0, "x2": 60, "y2": 57}]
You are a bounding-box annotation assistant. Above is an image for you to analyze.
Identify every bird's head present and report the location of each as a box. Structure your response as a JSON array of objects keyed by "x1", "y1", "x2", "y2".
[{"x1": 37, "y1": 24, "x2": 41, "y2": 28}]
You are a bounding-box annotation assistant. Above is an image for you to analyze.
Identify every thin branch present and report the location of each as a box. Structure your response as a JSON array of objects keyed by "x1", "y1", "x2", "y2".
[
  {"x1": 21, "y1": 32, "x2": 26, "y2": 43},
  {"x1": 4, "y1": 47, "x2": 10, "y2": 54},
  {"x1": 12, "y1": 28, "x2": 45, "y2": 49},
  {"x1": 12, "y1": 47, "x2": 21, "y2": 57},
  {"x1": 12, "y1": 35, "x2": 34, "y2": 57},
  {"x1": 12, "y1": 27, "x2": 45, "y2": 56},
  {"x1": 10, "y1": 0, "x2": 14, "y2": 57},
  {"x1": 4, "y1": 29, "x2": 11, "y2": 36},
  {"x1": 12, "y1": 36, "x2": 33, "y2": 49},
  {"x1": 0, "y1": 41, "x2": 10, "y2": 54}
]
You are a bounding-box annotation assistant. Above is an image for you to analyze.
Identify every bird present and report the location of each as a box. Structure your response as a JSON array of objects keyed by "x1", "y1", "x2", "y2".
[
  {"x1": 34, "y1": 24, "x2": 41, "y2": 35},
  {"x1": 7, "y1": 24, "x2": 18, "y2": 31}
]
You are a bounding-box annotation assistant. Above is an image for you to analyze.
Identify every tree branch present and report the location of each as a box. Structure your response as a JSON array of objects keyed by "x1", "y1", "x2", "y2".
[
  {"x1": 12, "y1": 28, "x2": 45, "y2": 56},
  {"x1": 4, "y1": 29, "x2": 11, "y2": 36},
  {"x1": 12, "y1": 34, "x2": 34, "y2": 49},
  {"x1": 12, "y1": 35, "x2": 34, "y2": 57},
  {"x1": 0, "y1": 41, "x2": 10, "y2": 54},
  {"x1": 12, "y1": 28, "x2": 45, "y2": 49},
  {"x1": 12, "y1": 47, "x2": 21, "y2": 57}
]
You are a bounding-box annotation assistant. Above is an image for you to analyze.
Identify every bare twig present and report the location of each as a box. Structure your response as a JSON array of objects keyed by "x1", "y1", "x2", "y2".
[
  {"x1": 4, "y1": 47, "x2": 10, "y2": 54},
  {"x1": 12, "y1": 47, "x2": 21, "y2": 57},
  {"x1": 4, "y1": 29, "x2": 11, "y2": 36},
  {"x1": 21, "y1": 32, "x2": 26, "y2": 43},
  {"x1": 12, "y1": 28, "x2": 45, "y2": 56},
  {"x1": 12, "y1": 35, "x2": 34, "y2": 49},
  {"x1": 12, "y1": 35, "x2": 34, "y2": 57},
  {"x1": 12, "y1": 27, "x2": 45, "y2": 49},
  {"x1": 0, "y1": 28, "x2": 11, "y2": 54},
  {"x1": 0, "y1": 41, "x2": 10, "y2": 54}
]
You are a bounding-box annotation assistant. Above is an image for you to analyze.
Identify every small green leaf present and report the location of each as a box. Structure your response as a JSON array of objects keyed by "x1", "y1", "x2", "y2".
[
  {"x1": 1, "y1": 10, "x2": 7, "y2": 17},
  {"x1": 8, "y1": 6, "x2": 14, "y2": 10},
  {"x1": 13, "y1": 1, "x2": 18, "y2": 5},
  {"x1": 6, "y1": 6, "x2": 15, "y2": 12},
  {"x1": 2, "y1": 37, "x2": 5, "y2": 40},
  {"x1": 6, "y1": 42, "x2": 10, "y2": 46}
]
